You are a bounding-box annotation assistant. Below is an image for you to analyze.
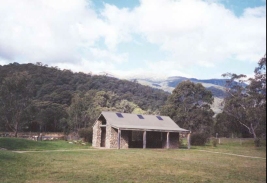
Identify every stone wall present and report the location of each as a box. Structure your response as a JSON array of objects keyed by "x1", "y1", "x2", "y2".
[
  {"x1": 92, "y1": 120, "x2": 101, "y2": 147},
  {"x1": 108, "y1": 127, "x2": 129, "y2": 149},
  {"x1": 105, "y1": 125, "x2": 112, "y2": 148},
  {"x1": 93, "y1": 121, "x2": 179, "y2": 149}
]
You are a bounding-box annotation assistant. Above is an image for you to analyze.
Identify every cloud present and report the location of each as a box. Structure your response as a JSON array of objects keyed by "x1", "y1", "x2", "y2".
[
  {"x1": 133, "y1": 0, "x2": 265, "y2": 66},
  {"x1": 0, "y1": 0, "x2": 127, "y2": 66},
  {"x1": 54, "y1": 59, "x2": 117, "y2": 75},
  {"x1": 0, "y1": 0, "x2": 266, "y2": 79},
  {"x1": 100, "y1": 4, "x2": 137, "y2": 50},
  {"x1": 243, "y1": 6, "x2": 266, "y2": 17},
  {"x1": 97, "y1": 0, "x2": 265, "y2": 78}
]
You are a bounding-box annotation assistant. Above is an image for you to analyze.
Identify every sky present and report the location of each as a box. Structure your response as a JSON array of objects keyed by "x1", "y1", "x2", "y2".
[{"x1": 0, "y1": 0, "x2": 266, "y2": 80}]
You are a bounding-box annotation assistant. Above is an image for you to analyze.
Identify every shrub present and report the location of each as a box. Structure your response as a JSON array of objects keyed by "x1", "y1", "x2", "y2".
[
  {"x1": 211, "y1": 138, "x2": 219, "y2": 147},
  {"x1": 254, "y1": 138, "x2": 261, "y2": 147},
  {"x1": 178, "y1": 138, "x2": 184, "y2": 148},
  {"x1": 190, "y1": 133, "x2": 209, "y2": 146},
  {"x1": 78, "y1": 128, "x2": 93, "y2": 142}
]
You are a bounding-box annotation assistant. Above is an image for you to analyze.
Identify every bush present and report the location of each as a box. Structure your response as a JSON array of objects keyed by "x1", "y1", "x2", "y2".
[
  {"x1": 211, "y1": 138, "x2": 219, "y2": 147},
  {"x1": 78, "y1": 128, "x2": 93, "y2": 142},
  {"x1": 178, "y1": 138, "x2": 184, "y2": 148},
  {"x1": 190, "y1": 133, "x2": 209, "y2": 146},
  {"x1": 254, "y1": 138, "x2": 261, "y2": 147}
]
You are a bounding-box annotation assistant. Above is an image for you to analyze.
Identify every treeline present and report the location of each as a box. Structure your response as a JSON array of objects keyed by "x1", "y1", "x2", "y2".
[
  {"x1": 216, "y1": 55, "x2": 266, "y2": 141},
  {"x1": 161, "y1": 55, "x2": 266, "y2": 146},
  {"x1": 0, "y1": 56, "x2": 265, "y2": 144},
  {"x1": 0, "y1": 63, "x2": 169, "y2": 135}
]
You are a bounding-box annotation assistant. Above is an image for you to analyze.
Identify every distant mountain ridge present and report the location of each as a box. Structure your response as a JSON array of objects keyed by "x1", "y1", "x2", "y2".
[
  {"x1": 167, "y1": 76, "x2": 228, "y2": 88},
  {"x1": 129, "y1": 76, "x2": 228, "y2": 114},
  {"x1": 130, "y1": 76, "x2": 227, "y2": 95}
]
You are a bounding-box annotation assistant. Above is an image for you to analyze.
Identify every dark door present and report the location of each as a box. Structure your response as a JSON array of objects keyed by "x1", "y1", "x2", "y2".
[{"x1": 100, "y1": 127, "x2": 106, "y2": 147}]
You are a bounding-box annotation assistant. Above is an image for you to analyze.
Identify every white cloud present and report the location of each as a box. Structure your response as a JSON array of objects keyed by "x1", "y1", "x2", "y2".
[
  {"x1": 54, "y1": 59, "x2": 117, "y2": 75},
  {"x1": 100, "y1": 3, "x2": 138, "y2": 50},
  {"x1": 97, "y1": 0, "x2": 266, "y2": 78},
  {"x1": 133, "y1": 0, "x2": 265, "y2": 67},
  {"x1": 244, "y1": 6, "x2": 266, "y2": 17},
  {"x1": 0, "y1": 0, "x2": 265, "y2": 79},
  {"x1": 89, "y1": 48, "x2": 128, "y2": 63},
  {"x1": 0, "y1": 57, "x2": 9, "y2": 66},
  {"x1": 0, "y1": 0, "x2": 127, "y2": 66}
]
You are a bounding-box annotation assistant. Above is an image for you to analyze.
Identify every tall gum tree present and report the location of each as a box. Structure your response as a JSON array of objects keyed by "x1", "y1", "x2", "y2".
[
  {"x1": 0, "y1": 71, "x2": 33, "y2": 137},
  {"x1": 222, "y1": 55, "x2": 266, "y2": 141},
  {"x1": 161, "y1": 80, "x2": 214, "y2": 134}
]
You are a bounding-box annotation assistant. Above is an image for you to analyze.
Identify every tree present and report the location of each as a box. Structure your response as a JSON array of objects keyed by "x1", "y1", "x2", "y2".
[
  {"x1": 67, "y1": 93, "x2": 92, "y2": 132},
  {"x1": 161, "y1": 81, "x2": 214, "y2": 134},
  {"x1": 0, "y1": 62, "x2": 169, "y2": 134},
  {"x1": 0, "y1": 72, "x2": 33, "y2": 137},
  {"x1": 215, "y1": 112, "x2": 251, "y2": 138},
  {"x1": 29, "y1": 100, "x2": 68, "y2": 132},
  {"x1": 115, "y1": 100, "x2": 138, "y2": 113},
  {"x1": 222, "y1": 55, "x2": 266, "y2": 143}
]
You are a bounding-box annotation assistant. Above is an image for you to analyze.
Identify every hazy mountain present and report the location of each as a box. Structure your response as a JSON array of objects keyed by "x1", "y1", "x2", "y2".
[
  {"x1": 167, "y1": 76, "x2": 227, "y2": 88},
  {"x1": 129, "y1": 76, "x2": 228, "y2": 114}
]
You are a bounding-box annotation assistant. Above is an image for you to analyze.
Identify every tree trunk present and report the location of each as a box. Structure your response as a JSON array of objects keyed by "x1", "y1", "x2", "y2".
[
  {"x1": 252, "y1": 131, "x2": 257, "y2": 139},
  {"x1": 14, "y1": 123, "x2": 18, "y2": 138},
  {"x1": 250, "y1": 128, "x2": 257, "y2": 139},
  {"x1": 251, "y1": 124, "x2": 261, "y2": 147},
  {"x1": 250, "y1": 124, "x2": 257, "y2": 139}
]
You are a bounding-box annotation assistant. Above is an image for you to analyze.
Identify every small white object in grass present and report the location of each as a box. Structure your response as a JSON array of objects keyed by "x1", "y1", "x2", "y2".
[
  {"x1": 69, "y1": 142, "x2": 73, "y2": 144},
  {"x1": 82, "y1": 143, "x2": 86, "y2": 145}
]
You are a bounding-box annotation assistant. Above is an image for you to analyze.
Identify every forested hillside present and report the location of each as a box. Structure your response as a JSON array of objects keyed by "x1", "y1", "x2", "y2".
[
  {"x1": 1, "y1": 57, "x2": 265, "y2": 141},
  {"x1": 0, "y1": 63, "x2": 169, "y2": 134}
]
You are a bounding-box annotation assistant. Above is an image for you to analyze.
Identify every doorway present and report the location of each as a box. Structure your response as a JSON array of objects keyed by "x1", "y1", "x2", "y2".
[{"x1": 100, "y1": 127, "x2": 106, "y2": 147}]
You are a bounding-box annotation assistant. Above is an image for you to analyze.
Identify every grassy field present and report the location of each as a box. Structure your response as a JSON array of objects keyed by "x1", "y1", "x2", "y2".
[
  {"x1": 192, "y1": 138, "x2": 266, "y2": 157},
  {"x1": 0, "y1": 138, "x2": 266, "y2": 183},
  {"x1": 0, "y1": 138, "x2": 91, "y2": 151}
]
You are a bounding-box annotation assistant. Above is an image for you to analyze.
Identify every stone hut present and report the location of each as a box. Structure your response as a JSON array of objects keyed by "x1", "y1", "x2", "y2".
[{"x1": 92, "y1": 111, "x2": 190, "y2": 149}]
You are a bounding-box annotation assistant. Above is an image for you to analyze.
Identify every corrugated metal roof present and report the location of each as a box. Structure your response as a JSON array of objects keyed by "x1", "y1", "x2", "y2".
[{"x1": 100, "y1": 111, "x2": 189, "y2": 132}]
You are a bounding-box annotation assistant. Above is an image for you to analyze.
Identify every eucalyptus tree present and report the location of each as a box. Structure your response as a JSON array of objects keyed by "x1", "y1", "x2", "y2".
[
  {"x1": 30, "y1": 100, "x2": 68, "y2": 132},
  {"x1": 222, "y1": 55, "x2": 266, "y2": 143},
  {"x1": 0, "y1": 71, "x2": 33, "y2": 137},
  {"x1": 161, "y1": 80, "x2": 214, "y2": 134}
]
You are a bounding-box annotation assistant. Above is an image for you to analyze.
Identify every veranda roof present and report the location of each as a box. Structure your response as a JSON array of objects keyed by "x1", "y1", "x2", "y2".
[{"x1": 99, "y1": 111, "x2": 189, "y2": 133}]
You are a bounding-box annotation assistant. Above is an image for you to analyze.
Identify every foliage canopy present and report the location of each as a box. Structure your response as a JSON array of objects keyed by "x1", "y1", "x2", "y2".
[
  {"x1": 0, "y1": 63, "x2": 169, "y2": 134},
  {"x1": 161, "y1": 80, "x2": 214, "y2": 134},
  {"x1": 220, "y1": 55, "x2": 266, "y2": 141}
]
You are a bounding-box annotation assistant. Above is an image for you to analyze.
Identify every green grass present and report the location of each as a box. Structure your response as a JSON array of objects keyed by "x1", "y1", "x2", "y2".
[
  {"x1": 0, "y1": 137, "x2": 91, "y2": 151},
  {"x1": 196, "y1": 138, "x2": 266, "y2": 158},
  {"x1": 0, "y1": 138, "x2": 266, "y2": 183}
]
